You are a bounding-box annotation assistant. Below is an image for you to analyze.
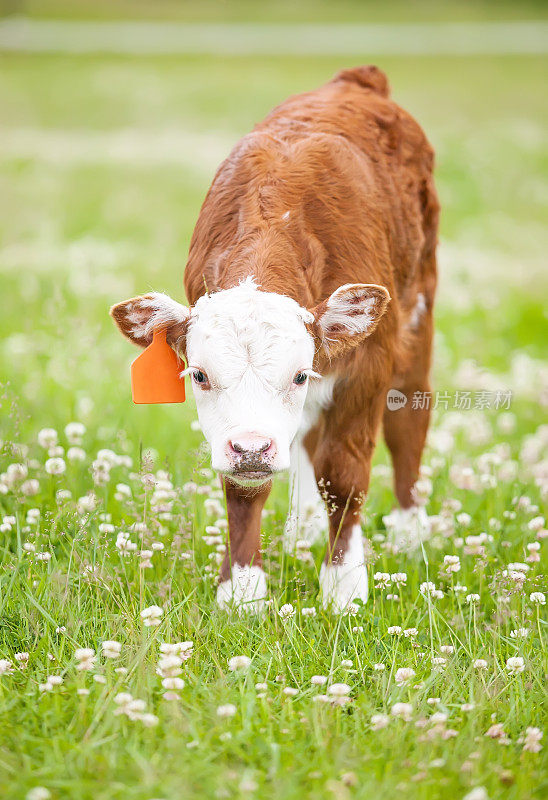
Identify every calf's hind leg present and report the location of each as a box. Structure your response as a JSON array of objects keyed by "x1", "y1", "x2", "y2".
[
  {"x1": 382, "y1": 303, "x2": 434, "y2": 540},
  {"x1": 313, "y1": 392, "x2": 386, "y2": 612}
]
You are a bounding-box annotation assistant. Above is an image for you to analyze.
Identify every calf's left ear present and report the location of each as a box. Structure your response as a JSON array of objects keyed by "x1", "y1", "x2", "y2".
[
  {"x1": 310, "y1": 283, "x2": 391, "y2": 354},
  {"x1": 110, "y1": 292, "x2": 190, "y2": 351}
]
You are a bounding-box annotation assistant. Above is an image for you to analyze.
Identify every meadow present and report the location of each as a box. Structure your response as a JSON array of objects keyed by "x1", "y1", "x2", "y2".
[{"x1": 0, "y1": 3, "x2": 547, "y2": 798}]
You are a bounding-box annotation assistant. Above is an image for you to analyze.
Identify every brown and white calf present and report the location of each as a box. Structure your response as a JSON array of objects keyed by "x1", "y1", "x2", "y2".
[{"x1": 111, "y1": 65, "x2": 439, "y2": 613}]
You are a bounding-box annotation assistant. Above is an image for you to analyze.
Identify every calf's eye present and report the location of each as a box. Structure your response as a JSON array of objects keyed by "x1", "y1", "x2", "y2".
[
  {"x1": 192, "y1": 370, "x2": 209, "y2": 387},
  {"x1": 293, "y1": 372, "x2": 308, "y2": 386}
]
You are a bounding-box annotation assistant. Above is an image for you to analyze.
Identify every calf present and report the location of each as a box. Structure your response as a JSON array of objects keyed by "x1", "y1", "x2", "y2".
[{"x1": 111, "y1": 65, "x2": 439, "y2": 613}]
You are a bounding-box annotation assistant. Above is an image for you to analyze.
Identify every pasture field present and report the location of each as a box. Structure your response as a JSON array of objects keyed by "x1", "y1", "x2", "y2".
[{"x1": 0, "y1": 2, "x2": 547, "y2": 798}]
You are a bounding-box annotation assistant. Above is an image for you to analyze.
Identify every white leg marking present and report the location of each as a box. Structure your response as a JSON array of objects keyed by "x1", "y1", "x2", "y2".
[
  {"x1": 319, "y1": 525, "x2": 368, "y2": 612},
  {"x1": 382, "y1": 506, "x2": 432, "y2": 550},
  {"x1": 216, "y1": 564, "x2": 267, "y2": 615},
  {"x1": 284, "y1": 437, "x2": 327, "y2": 552}
]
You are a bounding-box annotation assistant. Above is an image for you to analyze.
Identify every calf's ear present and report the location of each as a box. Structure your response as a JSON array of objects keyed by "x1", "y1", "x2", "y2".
[
  {"x1": 110, "y1": 292, "x2": 190, "y2": 351},
  {"x1": 310, "y1": 283, "x2": 390, "y2": 356}
]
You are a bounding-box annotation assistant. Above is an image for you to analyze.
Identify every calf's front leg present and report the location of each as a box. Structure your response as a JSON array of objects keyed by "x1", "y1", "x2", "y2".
[{"x1": 216, "y1": 478, "x2": 270, "y2": 613}]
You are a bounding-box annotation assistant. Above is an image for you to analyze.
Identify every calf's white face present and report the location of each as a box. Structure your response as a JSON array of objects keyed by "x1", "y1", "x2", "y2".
[
  {"x1": 183, "y1": 281, "x2": 316, "y2": 483},
  {"x1": 110, "y1": 278, "x2": 390, "y2": 486}
]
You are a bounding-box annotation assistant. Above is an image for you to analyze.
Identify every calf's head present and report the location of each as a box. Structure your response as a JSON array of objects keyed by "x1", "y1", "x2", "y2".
[{"x1": 111, "y1": 279, "x2": 389, "y2": 486}]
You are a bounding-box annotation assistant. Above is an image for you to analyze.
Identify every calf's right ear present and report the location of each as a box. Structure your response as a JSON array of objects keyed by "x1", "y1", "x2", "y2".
[{"x1": 110, "y1": 292, "x2": 190, "y2": 351}]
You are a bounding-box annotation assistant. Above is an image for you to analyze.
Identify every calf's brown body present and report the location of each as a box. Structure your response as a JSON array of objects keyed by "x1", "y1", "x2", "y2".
[{"x1": 183, "y1": 66, "x2": 439, "y2": 582}]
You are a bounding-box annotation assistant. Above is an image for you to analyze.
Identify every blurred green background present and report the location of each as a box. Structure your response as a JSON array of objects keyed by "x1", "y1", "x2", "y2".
[{"x1": 1, "y1": 0, "x2": 547, "y2": 474}]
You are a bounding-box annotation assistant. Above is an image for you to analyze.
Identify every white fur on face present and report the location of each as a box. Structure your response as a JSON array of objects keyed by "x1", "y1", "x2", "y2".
[
  {"x1": 319, "y1": 525, "x2": 368, "y2": 612},
  {"x1": 185, "y1": 279, "x2": 316, "y2": 478}
]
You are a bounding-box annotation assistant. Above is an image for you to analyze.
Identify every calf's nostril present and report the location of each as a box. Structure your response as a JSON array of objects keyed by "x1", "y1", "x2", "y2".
[{"x1": 229, "y1": 437, "x2": 273, "y2": 457}]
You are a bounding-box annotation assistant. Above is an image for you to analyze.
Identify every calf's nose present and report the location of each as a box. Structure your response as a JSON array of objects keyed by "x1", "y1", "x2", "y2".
[{"x1": 229, "y1": 434, "x2": 275, "y2": 457}]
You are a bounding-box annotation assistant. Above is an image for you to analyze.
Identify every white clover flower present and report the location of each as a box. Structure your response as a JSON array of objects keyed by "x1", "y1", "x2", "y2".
[
  {"x1": 528, "y1": 516, "x2": 545, "y2": 532},
  {"x1": 463, "y1": 787, "x2": 488, "y2": 800},
  {"x1": 162, "y1": 677, "x2": 185, "y2": 691},
  {"x1": 395, "y1": 667, "x2": 415, "y2": 686},
  {"x1": 427, "y1": 698, "x2": 440, "y2": 706},
  {"x1": 14, "y1": 652, "x2": 29, "y2": 667},
  {"x1": 21, "y1": 479, "x2": 40, "y2": 496},
  {"x1": 311, "y1": 675, "x2": 327, "y2": 686},
  {"x1": 0, "y1": 659, "x2": 14, "y2": 675},
  {"x1": 327, "y1": 683, "x2": 351, "y2": 697},
  {"x1": 443, "y1": 555, "x2": 461, "y2": 573},
  {"x1": 36, "y1": 552, "x2": 52, "y2": 562},
  {"x1": 75, "y1": 648, "x2": 96, "y2": 671},
  {"x1": 67, "y1": 446, "x2": 86, "y2": 462},
  {"x1": 484, "y1": 723, "x2": 509, "y2": 742},
  {"x1": 45, "y1": 457, "x2": 66, "y2": 476},
  {"x1": 374, "y1": 572, "x2": 391, "y2": 589},
  {"x1": 440, "y1": 645, "x2": 455, "y2": 654},
  {"x1": 101, "y1": 640, "x2": 122, "y2": 659},
  {"x1": 510, "y1": 628, "x2": 530, "y2": 639},
  {"x1": 391, "y1": 702, "x2": 413, "y2": 721},
  {"x1": 456, "y1": 512, "x2": 472, "y2": 526},
  {"x1": 403, "y1": 628, "x2": 418, "y2": 638},
  {"x1": 283, "y1": 687, "x2": 298, "y2": 696},
  {"x1": 76, "y1": 493, "x2": 97, "y2": 515},
  {"x1": 26, "y1": 788, "x2": 51, "y2": 800},
  {"x1": 391, "y1": 572, "x2": 407, "y2": 586},
  {"x1": 98, "y1": 523, "x2": 115, "y2": 534},
  {"x1": 341, "y1": 659, "x2": 353, "y2": 668},
  {"x1": 530, "y1": 592, "x2": 545, "y2": 605},
  {"x1": 96, "y1": 449, "x2": 120, "y2": 467},
  {"x1": 26, "y1": 508, "x2": 40, "y2": 523},
  {"x1": 140, "y1": 713, "x2": 159, "y2": 727},
  {"x1": 387, "y1": 626, "x2": 402, "y2": 635},
  {"x1": 65, "y1": 422, "x2": 86, "y2": 444},
  {"x1": 38, "y1": 428, "x2": 58, "y2": 449},
  {"x1": 373, "y1": 663, "x2": 386, "y2": 671},
  {"x1": 466, "y1": 594, "x2": 480, "y2": 604},
  {"x1": 473, "y1": 658, "x2": 488, "y2": 669},
  {"x1": 160, "y1": 641, "x2": 194, "y2": 660},
  {"x1": 217, "y1": 703, "x2": 237, "y2": 718},
  {"x1": 506, "y1": 656, "x2": 525, "y2": 675},
  {"x1": 157, "y1": 655, "x2": 183, "y2": 678},
  {"x1": 301, "y1": 607, "x2": 317, "y2": 617},
  {"x1": 278, "y1": 603, "x2": 295, "y2": 621},
  {"x1": 519, "y1": 726, "x2": 543, "y2": 753},
  {"x1": 140, "y1": 605, "x2": 163, "y2": 627},
  {"x1": 228, "y1": 655, "x2": 252, "y2": 671},
  {"x1": 371, "y1": 713, "x2": 390, "y2": 730}
]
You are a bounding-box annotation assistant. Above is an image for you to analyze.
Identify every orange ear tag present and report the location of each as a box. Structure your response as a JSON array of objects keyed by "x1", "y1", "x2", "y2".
[{"x1": 131, "y1": 328, "x2": 186, "y2": 404}]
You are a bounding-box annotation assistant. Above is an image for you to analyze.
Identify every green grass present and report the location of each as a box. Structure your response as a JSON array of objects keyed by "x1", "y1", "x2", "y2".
[{"x1": 0, "y1": 3, "x2": 547, "y2": 798}]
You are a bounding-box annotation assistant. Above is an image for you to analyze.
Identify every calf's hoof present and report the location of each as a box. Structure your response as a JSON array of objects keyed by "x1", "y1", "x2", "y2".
[
  {"x1": 319, "y1": 524, "x2": 368, "y2": 613},
  {"x1": 216, "y1": 564, "x2": 267, "y2": 615}
]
